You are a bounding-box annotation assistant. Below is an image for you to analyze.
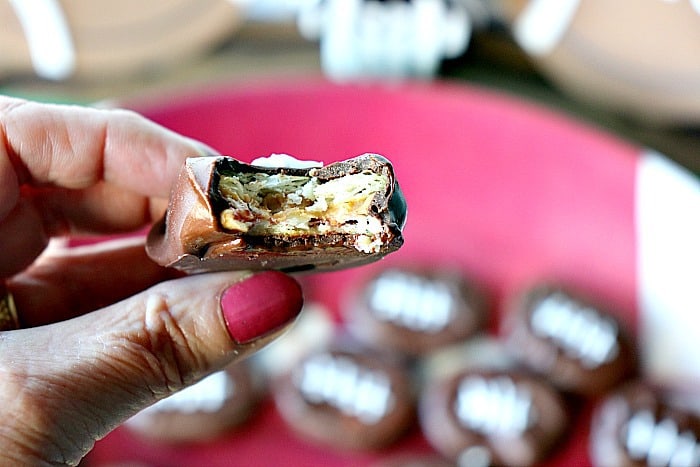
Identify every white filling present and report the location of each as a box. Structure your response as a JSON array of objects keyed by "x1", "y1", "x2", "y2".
[
  {"x1": 218, "y1": 170, "x2": 389, "y2": 253},
  {"x1": 294, "y1": 352, "x2": 395, "y2": 425},
  {"x1": 529, "y1": 292, "x2": 620, "y2": 369},
  {"x1": 250, "y1": 153, "x2": 323, "y2": 169}
]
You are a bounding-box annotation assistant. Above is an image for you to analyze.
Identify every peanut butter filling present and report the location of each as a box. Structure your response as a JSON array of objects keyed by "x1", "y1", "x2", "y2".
[{"x1": 217, "y1": 171, "x2": 390, "y2": 253}]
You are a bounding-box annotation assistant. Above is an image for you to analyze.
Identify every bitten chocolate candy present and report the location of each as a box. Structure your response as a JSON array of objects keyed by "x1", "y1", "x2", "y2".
[
  {"x1": 125, "y1": 362, "x2": 260, "y2": 443},
  {"x1": 146, "y1": 154, "x2": 406, "y2": 274},
  {"x1": 419, "y1": 369, "x2": 569, "y2": 467},
  {"x1": 590, "y1": 382, "x2": 700, "y2": 467},
  {"x1": 273, "y1": 348, "x2": 415, "y2": 450},
  {"x1": 344, "y1": 267, "x2": 487, "y2": 356},
  {"x1": 503, "y1": 285, "x2": 636, "y2": 395}
]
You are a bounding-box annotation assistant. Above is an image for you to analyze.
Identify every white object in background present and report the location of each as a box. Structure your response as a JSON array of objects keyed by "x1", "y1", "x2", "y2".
[
  {"x1": 254, "y1": 302, "x2": 335, "y2": 377},
  {"x1": 299, "y1": 0, "x2": 471, "y2": 81},
  {"x1": 636, "y1": 151, "x2": 700, "y2": 389},
  {"x1": 511, "y1": 0, "x2": 581, "y2": 56},
  {"x1": 230, "y1": 0, "x2": 318, "y2": 21},
  {"x1": 136, "y1": 371, "x2": 235, "y2": 415},
  {"x1": 9, "y1": 0, "x2": 76, "y2": 80}
]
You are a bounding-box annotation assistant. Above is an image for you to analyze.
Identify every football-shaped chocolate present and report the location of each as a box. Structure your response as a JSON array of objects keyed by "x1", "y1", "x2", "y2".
[
  {"x1": 492, "y1": 0, "x2": 700, "y2": 124},
  {"x1": 344, "y1": 267, "x2": 487, "y2": 356},
  {"x1": 125, "y1": 361, "x2": 261, "y2": 442},
  {"x1": 503, "y1": 285, "x2": 637, "y2": 395},
  {"x1": 419, "y1": 369, "x2": 569, "y2": 466},
  {"x1": 590, "y1": 382, "x2": 700, "y2": 467},
  {"x1": 273, "y1": 348, "x2": 415, "y2": 450},
  {"x1": 372, "y1": 453, "x2": 457, "y2": 467}
]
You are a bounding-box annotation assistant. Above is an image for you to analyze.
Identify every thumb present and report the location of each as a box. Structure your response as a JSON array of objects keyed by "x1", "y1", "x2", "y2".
[{"x1": 0, "y1": 270, "x2": 302, "y2": 465}]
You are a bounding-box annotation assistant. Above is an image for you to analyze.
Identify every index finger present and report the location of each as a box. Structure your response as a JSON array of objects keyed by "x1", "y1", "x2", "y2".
[{"x1": 0, "y1": 96, "x2": 212, "y2": 219}]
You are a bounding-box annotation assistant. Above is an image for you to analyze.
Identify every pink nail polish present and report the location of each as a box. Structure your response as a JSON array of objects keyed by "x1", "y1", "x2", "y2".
[{"x1": 221, "y1": 271, "x2": 303, "y2": 344}]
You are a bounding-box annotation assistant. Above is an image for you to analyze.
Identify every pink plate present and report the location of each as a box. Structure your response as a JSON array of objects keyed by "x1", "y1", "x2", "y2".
[{"x1": 86, "y1": 78, "x2": 698, "y2": 466}]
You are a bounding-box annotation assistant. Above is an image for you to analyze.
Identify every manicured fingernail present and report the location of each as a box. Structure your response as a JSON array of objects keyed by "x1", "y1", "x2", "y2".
[{"x1": 221, "y1": 271, "x2": 303, "y2": 344}]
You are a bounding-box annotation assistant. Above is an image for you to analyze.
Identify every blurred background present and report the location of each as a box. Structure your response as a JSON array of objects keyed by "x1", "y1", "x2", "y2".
[
  {"x1": 2, "y1": 0, "x2": 700, "y2": 172},
  {"x1": 3, "y1": 1, "x2": 700, "y2": 466}
]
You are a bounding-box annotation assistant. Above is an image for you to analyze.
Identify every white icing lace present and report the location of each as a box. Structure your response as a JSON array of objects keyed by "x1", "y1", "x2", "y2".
[
  {"x1": 294, "y1": 353, "x2": 395, "y2": 424},
  {"x1": 530, "y1": 291, "x2": 619, "y2": 369},
  {"x1": 368, "y1": 270, "x2": 455, "y2": 333},
  {"x1": 624, "y1": 409, "x2": 700, "y2": 466},
  {"x1": 454, "y1": 375, "x2": 536, "y2": 436}
]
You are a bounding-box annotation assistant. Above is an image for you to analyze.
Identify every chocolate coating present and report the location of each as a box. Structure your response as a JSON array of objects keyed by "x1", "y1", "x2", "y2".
[
  {"x1": 590, "y1": 382, "x2": 700, "y2": 467},
  {"x1": 419, "y1": 369, "x2": 569, "y2": 467},
  {"x1": 344, "y1": 267, "x2": 487, "y2": 356},
  {"x1": 146, "y1": 154, "x2": 406, "y2": 274},
  {"x1": 503, "y1": 285, "x2": 637, "y2": 396},
  {"x1": 372, "y1": 454, "x2": 456, "y2": 467},
  {"x1": 125, "y1": 362, "x2": 260, "y2": 443},
  {"x1": 272, "y1": 348, "x2": 415, "y2": 450}
]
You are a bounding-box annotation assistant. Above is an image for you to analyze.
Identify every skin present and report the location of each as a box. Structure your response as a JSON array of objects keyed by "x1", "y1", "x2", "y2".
[{"x1": 0, "y1": 97, "x2": 302, "y2": 465}]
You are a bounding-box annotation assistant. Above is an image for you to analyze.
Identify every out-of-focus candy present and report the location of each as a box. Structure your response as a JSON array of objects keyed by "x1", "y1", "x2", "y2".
[
  {"x1": 503, "y1": 285, "x2": 637, "y2": 395},
  {"x1": 419, "y1": 368, "x2": 569, "y2": 466},
  {"x1": 273, "y1": 347, "x2": 415, "y2": 450},
  {"x1": 590, "y1": 381, "x2": 700, "y2": 467},
  {"x1": 344, "y1": 267, "x2": 487, "y2": 357},
  {"x1": 125, "y1": 361, "x2": 261, "y2": 443},
  {"x1": 297, "y1": 0, "x2": 474, "y2": 81}
]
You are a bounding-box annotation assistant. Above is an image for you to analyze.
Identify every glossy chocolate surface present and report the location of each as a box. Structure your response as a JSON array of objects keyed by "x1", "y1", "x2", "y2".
[
  {"x1": 147, "y1": 154, "x2": 406, "y2": 274},
  {"x1": 503, "y1": 285, "x2": 637, "y2": 396},
  {"x1": 590, "y1": 382, "x2": 700, "y2": 467},
  {"x1": 273, "y1": 348, "x2": 415, "y2": 450},
  {"x1": 344, "y1": 267, "x2": 487, "y2": 356},
  {"x1": 419, "y1": 369, "x2": 569, "y2": 466}
]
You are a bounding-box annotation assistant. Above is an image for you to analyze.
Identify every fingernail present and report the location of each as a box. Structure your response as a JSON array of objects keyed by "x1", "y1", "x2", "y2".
[{"x1": 221, "y1": 271, "x2": 303, "y2": 344}]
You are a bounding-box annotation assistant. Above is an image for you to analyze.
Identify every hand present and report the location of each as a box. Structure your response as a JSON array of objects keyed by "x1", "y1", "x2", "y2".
[{"x1": 0, "y1": 97, "x2": 303, "y2": 465}]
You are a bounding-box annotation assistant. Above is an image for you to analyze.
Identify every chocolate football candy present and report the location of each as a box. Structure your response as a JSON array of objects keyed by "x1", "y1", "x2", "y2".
[
  {"x1": 372, "y1": 453, "x2": 456, "y2": 467},
  {"x1": 272, "y1": 348, "x2": 415, "y2": 450},
  {"x1": 493, "y1": 0, "x2": 700, "y2": 125},
  {"x1": 344, "y1": 267, "x2": 487, "y2": 356},
  {"x1": 590, "y1": 382, "x2": 700, "y2": 467},
  {"x1": 147, "y1": 154, "x2": 406, "y2": 273},
  {"x1": 125, "y1": 362, "x2": 261, "y2": 442},
  {"x1": 419, "y1": 369, "x2": 569, "y2": 466},
  {"x1": 503, "y1": 285, "x2": 637, "y2": 395}
]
